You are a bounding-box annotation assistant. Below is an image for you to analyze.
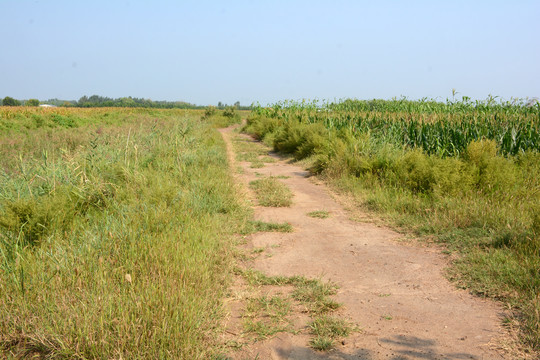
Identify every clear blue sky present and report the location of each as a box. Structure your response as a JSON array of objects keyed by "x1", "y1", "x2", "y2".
[{"x1": 1, "y1": 0, "x2": 539, "y2": 105}]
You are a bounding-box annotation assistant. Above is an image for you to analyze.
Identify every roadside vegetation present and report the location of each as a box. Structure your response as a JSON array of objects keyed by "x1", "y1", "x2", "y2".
[
  {"x1": 0, "y1": 107, "x2": 246, "y2": 358},
  {"x1": 243, "y1": 98, "x2": 540, "y2": 353},
  {"x1": 237, "y1": 269, "x2": 353, "y2": 350}
]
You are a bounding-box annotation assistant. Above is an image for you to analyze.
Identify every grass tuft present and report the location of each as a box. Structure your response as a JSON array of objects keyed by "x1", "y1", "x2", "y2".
[
  {"x1": 308, "y1": 315, "x2": 352, "y2": 351},
  {"x1": 249, "y1": 177, "x2": 293, "y2": 207},
  {"x1": 242, "y1": 220, "x2": 293, "y2": 234},
  {"x1": 307, "y1": 210, "x2": 330, "y2": 219},
  {"x1": 310, "y1": 336, "x2": 334, "y2": 351}
]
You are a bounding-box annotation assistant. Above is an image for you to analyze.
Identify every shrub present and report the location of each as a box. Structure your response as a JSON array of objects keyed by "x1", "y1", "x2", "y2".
[
  {"x1": 398, "y1": 149, "x2": 435, "y2": 193},
  {"x1": 223, "y1": 106, "x2": 236, "y2": 118},
  {"x1": 274, "y1": 121, "x2": 326, "y2": 159},
  {"x1": 244, "y1": 115, "x2": 282, "y2": 140},
  {"x1": 204, "y1": 106, "x2": 216, "y2": 118},
  {"x1": 432, "y1": 157, "x2": 474, "y2": 196},
  {"x1": 465, "y1": 139, "x2": 498, "y2": 167}
]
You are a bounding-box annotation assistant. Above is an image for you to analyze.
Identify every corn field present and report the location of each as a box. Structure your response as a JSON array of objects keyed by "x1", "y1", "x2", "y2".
[{"x1": 252, "y1": 98, "x2": 540, "y2": 156}]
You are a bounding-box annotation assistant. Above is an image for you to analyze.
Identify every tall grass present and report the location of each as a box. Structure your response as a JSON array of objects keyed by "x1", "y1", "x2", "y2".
[
  {"x1": 0, "y1": 108, "x2": 246, "y2": 358},
  {"x1": 244, "y1": 98, "x2": 540, "y2": 352}
]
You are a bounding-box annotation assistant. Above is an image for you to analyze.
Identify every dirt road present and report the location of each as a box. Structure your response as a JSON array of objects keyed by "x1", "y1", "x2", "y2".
[{"x1": 220, "y1": 126, "x2": 508, "y2": 360}]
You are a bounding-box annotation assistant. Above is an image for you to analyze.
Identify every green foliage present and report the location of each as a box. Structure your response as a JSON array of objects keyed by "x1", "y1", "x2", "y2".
[
  {"x1": 244, "y1": 114, "x2": 282, "y2": 140},
  {"x1": 204, "y1": 105, "x2": 217, "y2": 118},
  {"x1": 2, "y1": 96, "x2": 20, "y2": 106},
  {"x1": 200, "y1": 106, "x2": 241, "y2": 127},
  {"x1": 223, "y1": 106, "x2": 237, "y2": 118},
  {"x1": 76, "y1": 94, "x2": 202, "y2": 109},
  {"x1": 274, "y1": 121, "x2": 327, "y2": 159},
  {"x1": 398, "y1": 149, "x2": 435, "y2": 193},
  {"x1": 26, "y1": 99, "x2": 40, "y2": 107}
]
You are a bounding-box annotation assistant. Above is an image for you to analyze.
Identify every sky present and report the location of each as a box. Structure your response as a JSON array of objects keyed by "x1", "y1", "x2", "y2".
[{"x1": 1, "y1": 0, "x2": 539, "y2": 106}]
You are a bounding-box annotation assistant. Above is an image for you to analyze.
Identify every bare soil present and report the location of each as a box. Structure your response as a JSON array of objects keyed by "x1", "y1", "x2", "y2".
[{"x1": 220, "y1": 127, "x2": 511, "y2": 360}]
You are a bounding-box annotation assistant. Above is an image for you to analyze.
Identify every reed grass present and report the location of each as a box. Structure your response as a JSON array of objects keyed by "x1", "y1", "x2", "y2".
[{"x1": 0, "y1": 108, "x2": 246, "y2": 358}]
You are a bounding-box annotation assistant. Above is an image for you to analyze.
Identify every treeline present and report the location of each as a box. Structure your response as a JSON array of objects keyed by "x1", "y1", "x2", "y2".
[
  {"x1": 76, "y1": 95, "x2": 202, "y2": 109},
  {"x1": 0, "y1": 95, "x2": 252, "y2": 110}
]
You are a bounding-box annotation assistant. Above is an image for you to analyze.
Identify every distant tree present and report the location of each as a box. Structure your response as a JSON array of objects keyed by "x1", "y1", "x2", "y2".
[
  {"x1": 73, "y1": 94, "x2": 201, "y2": 109},
  {"x1": 2, "y1": 96, "x2": 20, "y2": 106},
  {"x1": 26, "y1": 99, "x2": 40, "y2": 106},
  {"x1": 119, "y1": 97, "x2": 136, "y2": 107},
  {"x1": 78, "y1": 96, "x2": 89, "y2": 106},
  {"x1": 218, "y1": 101, "x2": 223, "y2": 108},
  {"x1": 234, "y1": 101, "x2": 240, "y2": 108}
]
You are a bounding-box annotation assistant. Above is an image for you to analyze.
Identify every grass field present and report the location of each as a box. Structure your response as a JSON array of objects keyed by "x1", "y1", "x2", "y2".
[
  {"x1": 244, "y1": 98, "x2": 540, "y2": 352},
  {"x1": 0, "y1": 107, "x2": 246, "y2": 358},
  {"x1": 1, "y1": 99, "x2": 538, "y2": 357}
]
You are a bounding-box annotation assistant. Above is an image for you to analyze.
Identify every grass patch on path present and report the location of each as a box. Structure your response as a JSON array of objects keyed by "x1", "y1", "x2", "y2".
[
  {"x1": 236, "y1": 269, "x2": 354, "y2": 350},
  {"x1": 249, "y1": 177, "x2": 293, "y2": 207},
  {"x1": 309, "y1": 315, "x2": 352, "y2": 351},
  {"x1": 307, "y1": 210, "x2": 330, "y2": 219},
  {"x1": 241, "y1": 220, "x2": 293, "y2": 234}
]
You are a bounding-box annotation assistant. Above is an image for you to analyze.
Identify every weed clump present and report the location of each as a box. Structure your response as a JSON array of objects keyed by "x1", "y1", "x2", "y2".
[
  {"x1": 307, "y1": 210, "x2": 330, "y2": 219},
  {"x1": 240, "y1": 220, "x2": 293, "y2": 234},
  {"x1": 309, "y1": 315, "x2": 352, "y2": 351},
  {"x1": 249, "y1": 177, "x2": 293, "y2": 207}
]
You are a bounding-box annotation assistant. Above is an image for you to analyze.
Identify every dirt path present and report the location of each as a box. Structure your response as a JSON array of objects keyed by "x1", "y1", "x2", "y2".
[{"x1": 220, "y1": 126, "x2": 509, "y2": 359}]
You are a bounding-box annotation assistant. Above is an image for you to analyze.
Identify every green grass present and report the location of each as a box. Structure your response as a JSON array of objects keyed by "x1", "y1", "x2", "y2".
[
  {"x1": 309, "y1": 336, "x2": 334, "y2": 351},
  {"x1": 307, "y1": 210, "x2": 330, "y2": 219},
  {"x1": 243, "y1": 295, "x2": 293, "y2": 340},
  {"x1": 250, "y1": 161, "x2": 265, "y2": 168},
  {"x1": 236, "y1": 269, "x2": 351, "y2": 348},
  {"x1": 241, "y1": 220, "x2": 293, "y2": 234},
  {"x1": 0, "y1": 108, "x2": 246, "y2": 358},
  {"x1": 291, "y1": 279, "x2": 341, "y2": 315},
  {"x1": 231, "y1": 134, "x2": 278, "y2": 171},
  {"x1": 308, "y1": 315, "x2": 352, "y2": 351},
  {"x1": 249, "y1": 177, "x2": 293, "y2": 207}
]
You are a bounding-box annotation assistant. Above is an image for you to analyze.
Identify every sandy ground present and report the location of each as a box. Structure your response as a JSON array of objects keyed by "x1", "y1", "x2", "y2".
[{"x1": 219, "y1": 126, "x2": 510, "y2": 360}]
